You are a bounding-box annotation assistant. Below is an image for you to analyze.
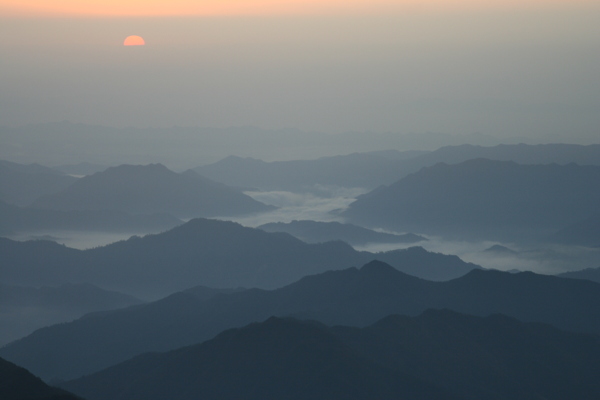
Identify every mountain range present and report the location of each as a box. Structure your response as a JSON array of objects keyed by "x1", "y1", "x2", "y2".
[
  {"x1": 0, "y1": 283, "x2": 142, "y2": 346},
  {"x1": 0, "y1": 160, "x2": 77, "y2": 206},
  {"x1": 558, "y1": 266, "x2": 600, "y2": 284},
  {"x1": 0, "y1": 218, "x2": 479, "y2": 298},
  {"x1": 31, "y1": 163, "x2": 274, "y2": 218},
  {"x1": 60, "y1": 310, "x2": 600, "y2": 400},
  {"x1": 0, "y1": 356, "x2": 81, "y2": 400},
  {"x1": 4, "y1": 260, "x2": 600, "y2": 381},
  {"x1": 342, "y1": 159, "x2": 600, "y2": 240},
  {"x1": 0, "y1": 200, "x2": 181, "y2": 236},
  {"x1": 257, "y1": 220, "x2": 426, "y2": 246},
  {"x1": 195, "y1": 143, "x2": 600, "y2": 191}
]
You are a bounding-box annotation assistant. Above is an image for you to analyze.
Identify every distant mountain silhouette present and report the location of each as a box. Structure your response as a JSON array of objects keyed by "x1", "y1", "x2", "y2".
[
  {"x1": 52, "y1": 162, "x2": 108, "y2": 176},
  {"x1": 62, "y1": 316, "x2": 456, "y2": 400},
  {"x1": 549, "y1": 214, "x2": 600, "y2": 247},
  {"x1": 5, "y1": 261, "x2": 600, "y2": 381},
  {"x1": 61, "y1": 311, "x2": 600, "y2": 400},
  {"x1": 0, "y1": 356, "x2": 81, "y2": 400},
  {"x1": 483, "y1": 244, "x2": 518, "y2": 255},
  {"x1": 0, "y1": 282, "x2": 142, "y2": 346},
  {"x1": 0, "y1": 218, "x2": 479, "y2": 298},
  {"x1": 557, "y1": 267, "x2": 600, "y2": 284},
  {"x1": 413, "y1": 143, "x2": 600, "y2": 167},
  {"x1": 343, "y1": 159, "x2": 600, "y2": 240},
  {"x1": 258, "y1": 220, "x2": 426, "y2": 246},
  {"x1": 195, "y1": 151, "x2": 424, "y2": 191},
  {"x1": 0, "y1": 200, "x2": 181, "y2": 235},
  {"x1": 0, "y1": 160, "x2": 77, "y2": 206},
  {"x1": 31, "y1": 163, "x2": 274, "y2": 218},
  {"x1": 194, "y1": 144, "x2": 600, "y2": 192}
]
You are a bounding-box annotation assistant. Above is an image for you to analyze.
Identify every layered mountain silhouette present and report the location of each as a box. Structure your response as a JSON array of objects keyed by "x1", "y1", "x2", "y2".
[
  {"x1": 195, "y1": 151, "x2": 422, "y2": 191},
  {"x1": 60, "y1": 311, "x2": 600, "y2": 400},
  {"x1": 0, "y1": 218, "x2": 479, "y2": 297},
  {"x1": 557, "y1": 266, "x2": 600, "y2": 284},
  {"x1": 31, "y1": 163, "x2": 274, "y2": 218},
  {"x1": 0, "y1": 356, "x2": 81, "y2": 400},
  {"x1": 258, "y1": 220, "x2": 426, "y2": 246},
  {"x1": 343, "y1": 159, "x2": 600, "y2": 240},
  {"x1": 0, "y1": 200, "x2": 181, "y2": 236},
  {"x1": 0, "y1": 282, "x2": 142, "y2": 346},
  {"x1": 52, "y1": 162, "x2": 108, "y2": 176},
  {"x1": 62, "y1": 316, "x2": 457, "y2": 400},
  {"x1": 195, "y1": 143, "x2": 600, "y2": 191},
  {"x1": 4, "y1": 261, "x2": 600, "y2": 381},
  {"x1": 0, "y1": 160, "x2": 77, "y2": 206}
]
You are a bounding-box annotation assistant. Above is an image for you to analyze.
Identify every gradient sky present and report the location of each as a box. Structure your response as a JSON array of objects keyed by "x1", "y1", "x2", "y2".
[{"x1": 1, "y1": 0, "x2": 598, "y2": 140}]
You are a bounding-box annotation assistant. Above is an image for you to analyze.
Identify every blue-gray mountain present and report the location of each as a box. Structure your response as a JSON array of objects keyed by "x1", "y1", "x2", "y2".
[
  {"x1": 0, "y1": 282, "x2": 142, "y2": 346},
  {"x1": 342, "y1": 159, "x2": 600, "y2": 241},
  {"x1": 195, "y1": 143, "x2": 600, "y2": 191},
  {"x1": 257, "y1": 220, "x2": 426, "y2": 246},
  {"x1": 0, "y1": 160, "x2": 77, "y2": 206},
  {"x1": 4, "y1": 261, "x2": 600, "y2": 381},
  {"x1": 0, "y1": 218, "x2": 479, "y2": 298},
  {"x1": 0, "y1": 200, "x2": 181, "y2": 236},
  {"x1": 31, "y1": 163, "x2": 274, "y2": 218}
]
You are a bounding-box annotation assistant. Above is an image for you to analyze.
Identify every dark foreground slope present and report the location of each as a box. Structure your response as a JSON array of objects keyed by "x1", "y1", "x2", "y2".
[
  {"x1": 63, "y1": 316, "x2": 456, "y2": 400},
  {"x1": 63, "y1": 311, "x2": 600, "y2": 400},
  {"x1": 0, "y1": 218, "x2": 478, "y2": 297},
  {"x1": 31, "y1": 163, "x2": 273, "y2": 218},
  {"x1": 343, "y1": 159, "x2": 600, "y2": 240},
  {"x1": 4, "y1": 262, "x2": 600, "y2": 381},
  {"x1": 0, "y1": 356, "x2": 81, "y2": 400}
]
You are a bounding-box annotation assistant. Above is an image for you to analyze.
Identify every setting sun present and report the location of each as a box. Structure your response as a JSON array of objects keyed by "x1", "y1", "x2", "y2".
[{"x1": 123, "y1": 35, "x2": 145, "y2": 46}]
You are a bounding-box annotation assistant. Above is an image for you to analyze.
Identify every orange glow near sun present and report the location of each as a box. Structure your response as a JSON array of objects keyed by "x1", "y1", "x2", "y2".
[{"x1": 123, "y1": 35, "x2": 145, "y2": 46}]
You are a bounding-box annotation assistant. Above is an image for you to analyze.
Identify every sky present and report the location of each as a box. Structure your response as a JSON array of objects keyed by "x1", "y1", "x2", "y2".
[{"x1": 1, "y1": 0, "x2": 599, "y2": 140}]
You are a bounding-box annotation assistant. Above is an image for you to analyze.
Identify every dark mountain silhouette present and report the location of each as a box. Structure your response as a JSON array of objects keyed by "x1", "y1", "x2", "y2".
[
  {"x1": 0, "y1": 200, "x2": 181, "y2": 236},
  {"x1": 0, "y1": 282, "x2": 142, "y2": 346},
  {"x1": 557, "y1": 267, "x2": 600, "y2": 284},
  {"x1": 0, "y1": 218, "x2": 479, "y2": 298},
  {"x1": 0, "y1": 356, "x2": 81, "y2": 400},
  {"x1": 62, "y1": 311, "x2": 600, "y2": 400},
  {"x1": 334, "y1": 310, "x2": 600, "y2": 400},
  {"x1": 4, "y1": 261, "x2": 600, "y2": 381},
  {"x1": 549, "y1": 214, "x2": 600, "y2": 247},
  {"x1": 343, "y1": 159, "x2": 600, "y2": 240},
  {"x1": 31, "y1": 163, "x2": 274, "y2": 218},
  {"x1": 62, "y1": 316, "x2": 456, "y2": 400},
  {"x1": 258, "y1": 220, "x2": 426, "y2": 246},
  {"x1": 0, "y1": 160, "x2": 77, "y2": 206},
  {"x1": 194, "y1": 144, "x2": 600, "y2": 192}
]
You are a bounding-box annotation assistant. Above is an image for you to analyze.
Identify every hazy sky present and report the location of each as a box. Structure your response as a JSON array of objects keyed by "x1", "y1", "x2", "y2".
[{"x1": 1, "y1": 0, "x2": 599, "y2": 139}]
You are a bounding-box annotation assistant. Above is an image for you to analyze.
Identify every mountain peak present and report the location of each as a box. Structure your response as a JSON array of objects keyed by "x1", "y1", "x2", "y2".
[{"x1": 359, "y1": 260, "x2": 399, "y2": 276}]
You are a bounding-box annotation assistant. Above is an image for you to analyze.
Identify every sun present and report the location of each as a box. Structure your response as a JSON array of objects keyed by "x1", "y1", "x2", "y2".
[{"x1": 123, "y1": 35, "x2": 145, "y2": 46}]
